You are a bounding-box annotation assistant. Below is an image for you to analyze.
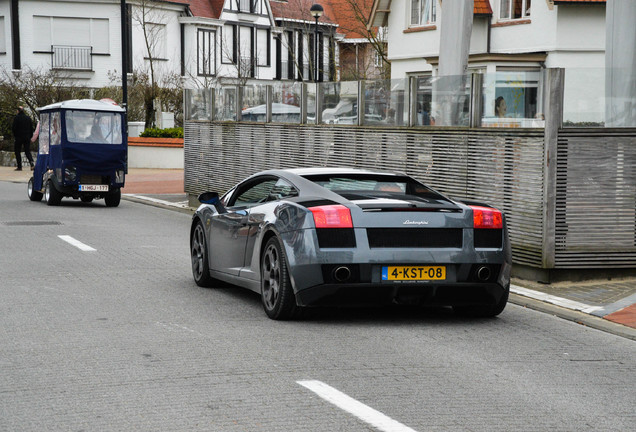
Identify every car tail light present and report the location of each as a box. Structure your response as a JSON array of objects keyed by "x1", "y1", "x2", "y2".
[
  {"x1": 470, "y1": 206, "x2": 502, "y2": 229},
  {"x1": 309, "y1": 205, "x2": 353, "y2": 228}
]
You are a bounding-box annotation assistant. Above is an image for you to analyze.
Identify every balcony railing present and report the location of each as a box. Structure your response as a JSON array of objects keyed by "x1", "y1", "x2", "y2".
[{"x1": 52, "y1": 45, "x2": 92, "y2": 71}]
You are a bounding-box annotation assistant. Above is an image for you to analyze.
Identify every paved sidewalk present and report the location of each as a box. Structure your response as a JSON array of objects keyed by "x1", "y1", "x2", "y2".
[{"x1": 2, "y1": 166, "x2": 635, "y2": 339}]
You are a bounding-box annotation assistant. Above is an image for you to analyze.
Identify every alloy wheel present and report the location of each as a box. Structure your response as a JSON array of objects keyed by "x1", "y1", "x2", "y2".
[
  {"x1": 191, "y1": 224, "x2": 206, "y2": 281},
  {"x1": 261, "y1": 243, "x2": 281, "y2": 311}
]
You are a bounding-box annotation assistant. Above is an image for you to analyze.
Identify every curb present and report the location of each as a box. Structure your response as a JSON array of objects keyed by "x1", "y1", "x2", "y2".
[
  {"x1": 122, "y1": 194, "x2": 194, "y2": 215},
  {"x1": 509, "y1": 293, "x2": 636, "y2": 341}
]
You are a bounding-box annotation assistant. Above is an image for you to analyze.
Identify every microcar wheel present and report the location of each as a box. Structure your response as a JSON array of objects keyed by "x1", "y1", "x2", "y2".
[
  {"x1": 104, "y1": 189, "x2": 121, "y2": 207},
  {"x1": 45, "y1": 180, "x2": 62, "y2": 206},
  {"x1": 191, "y1": 220, "x2": 215, "y2": 287},
  {"x1": 28, "y1": 177, "x2": 43, "y2": 202},
  {"x1": 261, "y1": 236, "x2": 299, "y2": 320}
]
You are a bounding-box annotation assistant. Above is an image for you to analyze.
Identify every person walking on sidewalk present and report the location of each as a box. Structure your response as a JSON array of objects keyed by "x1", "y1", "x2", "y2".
[{"x1": 12, "y1": 105, "x2": 34, "y2": 171}]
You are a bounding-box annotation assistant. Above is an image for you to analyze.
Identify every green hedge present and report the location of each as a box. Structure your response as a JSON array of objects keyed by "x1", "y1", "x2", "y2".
[{"x1": 140, "y1": 127, "x2": 183, "y2": 138}]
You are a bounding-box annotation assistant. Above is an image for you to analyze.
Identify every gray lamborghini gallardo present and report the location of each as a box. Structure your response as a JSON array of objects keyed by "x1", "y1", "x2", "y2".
[{"x1": 190, "y1": 168, "x2": 511, "y2": 320}]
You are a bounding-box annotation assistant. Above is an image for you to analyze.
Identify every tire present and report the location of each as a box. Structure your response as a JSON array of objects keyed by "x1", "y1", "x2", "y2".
[
  {"x1": 28, "y1": 177, "x2": 43, "y2": 202},
  {"x1": 191, "y1": 220, "x2": 215, "y2": 287},
  {"x1": 45, "y1": 180, "x2": 62, "y2": 206},
  {"x1": 453, "y1": 285, "x2": 510, "y2": 318},
  {"x1": 261, "y1": 236, "x2": 299, "y2": 320},
  {"x1": 104, "y1": 189, "x2": 121, "y2": 207},
  {"x1": 80, "y1": 196, "x2": 93, "y2": 203}
]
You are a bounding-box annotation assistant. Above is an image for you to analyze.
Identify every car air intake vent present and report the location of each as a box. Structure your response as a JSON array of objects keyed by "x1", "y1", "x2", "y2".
[
  {"x1": 474, "y1": 229, "x2": 503, "y2": 248},
  {"x1": 317, "y1": 228, "x2": 356, "y2": 248},
  {"x1": 367, "y1": 228, "x2": 462, "y2": 248},
  {"x1": 298, "y1": 199, "x2": 338, "y2": 208}
]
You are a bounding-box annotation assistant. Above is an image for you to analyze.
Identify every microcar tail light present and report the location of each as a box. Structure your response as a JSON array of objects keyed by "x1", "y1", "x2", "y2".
[
  {"x1": 309, "y1": 205, "x2": 353, "y2": 228},
  {"x1": 470, "y1": 205, "x2": 502, "y2": 229}
]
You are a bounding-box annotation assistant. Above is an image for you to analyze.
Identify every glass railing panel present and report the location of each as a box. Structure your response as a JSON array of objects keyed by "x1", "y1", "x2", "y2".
[
  {"x1": 184, "y1": 88, "x2": 213, "y2": 121},
  {"x1": 319, "y1": 81, "x2": 359, "y2": 125},
  {"x1": 214, "y1": 86, "x2": 238, "y2": 121},
  {"x1": 240, "y1": 84, "x2": 268, "y2": 122},
  {"x1": 271, "y1": 81, "x2": 302, "y2": 124},
  {"x1": 563, "y1": 68, "x2": 605, "y2": 127},
  {"x1": 362, "y1": 79, "x2": 408, "y2": 126}
]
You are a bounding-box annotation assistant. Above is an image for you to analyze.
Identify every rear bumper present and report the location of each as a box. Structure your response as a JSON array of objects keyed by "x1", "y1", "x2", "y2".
[{"x1": 295, "y1": 280, "x2": 508, "y2": 308}]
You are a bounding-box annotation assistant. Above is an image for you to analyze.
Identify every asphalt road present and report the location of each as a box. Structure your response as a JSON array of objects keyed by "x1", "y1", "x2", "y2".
[{"x1": 1, "y1": 181, "x2": 635, "y2": 432}]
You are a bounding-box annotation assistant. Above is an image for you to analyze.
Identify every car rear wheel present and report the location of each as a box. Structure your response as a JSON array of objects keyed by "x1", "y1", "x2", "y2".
[
  {"x1": 45, "y1": 180, "x2": 62, "y2": 206},
  {"x1": 28, "y1": 177, "x2": 43, "y2": 202},
  {"x1": 104, "y1": 189, "x2": 121, "y2": 207},
  {"x1": 453, "y1": 285, "x2": 509, "y2": 318},
  {"x1": 261, "y1": 236, "x2": 299, "y2": 320},
  {"x1": 191, "y1": 220, "x2": 215, "y2": 287}
]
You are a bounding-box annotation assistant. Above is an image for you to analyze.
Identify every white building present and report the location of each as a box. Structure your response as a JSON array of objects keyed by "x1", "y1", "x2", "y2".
[
  {"x1": 370, "y1": 0, "x2": 608, "y2": 123},
  {"x1": 0, "y1": 0, "x2": 339, "y2": 89}
]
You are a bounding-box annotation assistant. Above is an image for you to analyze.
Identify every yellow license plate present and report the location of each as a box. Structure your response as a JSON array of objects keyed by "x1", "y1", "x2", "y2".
[{"x1": 382, "y1": 266, "x2": 446, "y2": 281}]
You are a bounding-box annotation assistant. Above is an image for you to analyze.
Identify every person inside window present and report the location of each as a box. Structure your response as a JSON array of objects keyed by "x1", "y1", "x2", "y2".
[{"x1": 495, "y1": 96, "x2": 507, "y2": 118}]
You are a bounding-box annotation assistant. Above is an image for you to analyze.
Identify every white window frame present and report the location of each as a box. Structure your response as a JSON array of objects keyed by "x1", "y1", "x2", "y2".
[
  {"x1": 499, "y1": 0, "x2": 531, "y2": 20},
  {"x1": 410, "y1": 0, "x2": 436, "y2": 27},
  {"x1": 0, "y1": 17, "x2": 6, "y2": 53}
]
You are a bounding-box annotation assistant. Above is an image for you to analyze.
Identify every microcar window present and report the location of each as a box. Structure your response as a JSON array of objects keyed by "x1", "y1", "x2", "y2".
[
  {"x1": 65, "y1": 111, "x2": 123, "y2": 144},
  {"x1": 51, "y1": 112, "x2": 61, "y2": 145},
  {"x1": 38, "y1": 113, "x2": 50, "y2": 155}
]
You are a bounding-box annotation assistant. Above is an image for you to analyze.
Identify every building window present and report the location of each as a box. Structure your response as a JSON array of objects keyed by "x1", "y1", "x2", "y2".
[
  {"x1": 410, "y1": 0, "x2": 436, "y2": 26},
  {"x1": 256, "y1": 28, "x2": 270, "y2": 67},
  {"x1": 145, "y1": 23, "x2": 167, "y2": 59},
  {"x1": 500, "y1": 0, "x2": 531, "y2": 20},
  {"x1": 222, "y1": 24, "x2": 236, "y2": 64},
  {"x1": 33, "y1": 16, "x2": 110, "y2": 54},
  {"x1": 237, "y1": 0, "x2": 258, "y2": 13},
  {"x1": 197, "y1": 29, "x2": 216, "y2": 76}
]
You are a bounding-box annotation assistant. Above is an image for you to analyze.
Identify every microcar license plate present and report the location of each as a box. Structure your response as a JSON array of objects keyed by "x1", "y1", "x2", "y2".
[
  {"x1": 79, "y1": 184, "x2": 108, "y2": 192},
  {"x1": 382, "y1": 266, "x2": 446, "y2": 281}
]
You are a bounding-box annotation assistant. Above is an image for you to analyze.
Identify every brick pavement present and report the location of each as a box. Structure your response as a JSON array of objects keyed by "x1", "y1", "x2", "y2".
[{"x1": 1, "y1": 165, "x2": 635, "y2": 335}]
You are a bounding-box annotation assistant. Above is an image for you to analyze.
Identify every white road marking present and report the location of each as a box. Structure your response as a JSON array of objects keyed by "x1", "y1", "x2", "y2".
[
  {"x1": 511, "y1": 285, "x2": 603, "y2": 314},
  {"x1": 58, "y1": 235, "x2": 96, "y2": 252},
  {"x1": 298, "y1": 380, "x2": 418, "y2": 432}
]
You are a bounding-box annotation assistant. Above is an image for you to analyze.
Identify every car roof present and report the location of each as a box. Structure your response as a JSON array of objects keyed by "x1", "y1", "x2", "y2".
[
  {"x1": 274, "y1": 167, "x2": 404, "y2": 177},
  {"x1": 38, "y1": 99, "x2": 125, "y2": 113}
]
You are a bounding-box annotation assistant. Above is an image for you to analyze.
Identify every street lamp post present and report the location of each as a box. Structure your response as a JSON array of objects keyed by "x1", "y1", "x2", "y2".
[
  {"x1": 121, "y1": 0, "x2": 127, "y2": 111},
  {"x1": 309, "y1": 4, "x2": 323, "y2": 82}
]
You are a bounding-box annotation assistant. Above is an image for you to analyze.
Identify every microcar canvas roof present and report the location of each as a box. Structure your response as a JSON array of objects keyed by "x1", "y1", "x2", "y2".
[{"x1": 38, "y1": 99, "x2": 125, "y2": 113}]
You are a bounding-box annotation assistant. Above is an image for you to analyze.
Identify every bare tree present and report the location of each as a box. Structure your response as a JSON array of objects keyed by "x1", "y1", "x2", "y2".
[
  {"x1": 0, "y1": 66, "x2": 88, "y2": 145},
  {"x1": 328, "y1": 0, "x2": 389, "y2": 80},
  {"x1": 130, "y1": 0, "x2": 172, "y2": 128}
]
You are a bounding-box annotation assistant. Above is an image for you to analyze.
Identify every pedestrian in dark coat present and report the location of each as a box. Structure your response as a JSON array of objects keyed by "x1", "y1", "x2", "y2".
[{"x1": 12, "y1": 106, "x2": 34, "y2": 171}]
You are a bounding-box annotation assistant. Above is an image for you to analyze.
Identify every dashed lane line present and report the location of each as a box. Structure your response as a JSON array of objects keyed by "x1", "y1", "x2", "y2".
[
  {"x1": 58, "y1": 235, "x2": 96, "y2": 252},
  {"x1": 298, "y1": 380, "x2": 418, "y2": 432}
]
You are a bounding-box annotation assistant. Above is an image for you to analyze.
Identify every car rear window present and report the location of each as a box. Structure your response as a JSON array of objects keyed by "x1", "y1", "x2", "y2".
[{"x1": 302, "y1": 174, "x2": 448, "y2": 201}]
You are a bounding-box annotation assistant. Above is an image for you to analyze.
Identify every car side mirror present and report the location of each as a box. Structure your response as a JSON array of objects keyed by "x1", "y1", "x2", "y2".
[{"x1": 198, "y1": 192, "x2": 227, "y2": 214}]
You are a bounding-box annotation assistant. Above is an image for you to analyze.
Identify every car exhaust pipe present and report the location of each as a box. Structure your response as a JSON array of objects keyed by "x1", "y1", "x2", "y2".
[
  {"x1": 476, "y1": 266, "x2": 491, "y2": 282},
  {"x1": 333, "y1": 266, "x2": 351, "y2": 282}
]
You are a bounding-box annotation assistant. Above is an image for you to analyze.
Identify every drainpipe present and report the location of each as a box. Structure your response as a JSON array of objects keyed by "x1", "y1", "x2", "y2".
[{"x1": 11, "y1": 0, "x2": 20, "y2": 70}]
